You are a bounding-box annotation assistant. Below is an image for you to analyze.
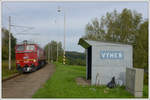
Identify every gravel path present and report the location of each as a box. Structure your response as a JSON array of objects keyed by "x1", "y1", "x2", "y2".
[{"x1": 2, "y1": 64, "x2": 55, "y2": 98}]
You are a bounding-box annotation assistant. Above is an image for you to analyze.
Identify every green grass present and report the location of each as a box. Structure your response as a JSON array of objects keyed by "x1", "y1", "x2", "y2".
[
  {"x1": 2, "y1": 60, "x2": 18, "y2": 79},
  {"x1": 33, "y1": 62, "x2": 148, "y2": 98},
  {"x1": 143, "y1": 85, "x2": 148, "y2": 98}
]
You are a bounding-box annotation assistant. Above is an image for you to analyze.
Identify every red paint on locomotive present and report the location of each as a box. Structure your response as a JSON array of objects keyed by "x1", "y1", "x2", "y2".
[{"x1": 15, "y1": 40, "x2": 46, "y2": 72}]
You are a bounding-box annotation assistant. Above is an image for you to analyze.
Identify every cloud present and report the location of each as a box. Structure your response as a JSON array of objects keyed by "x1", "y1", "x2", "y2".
[{"x1": 2, "y1": 2, "x2": 148, "y2": 53}]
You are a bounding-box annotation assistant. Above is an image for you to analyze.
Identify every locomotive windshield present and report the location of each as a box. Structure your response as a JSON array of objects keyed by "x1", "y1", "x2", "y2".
[
  {"x1": 16, "y1": 45, "x2": 25, "y2": 51},
  {"x1": 26, "y1": 45, "x2": 35, "y2": 51}
]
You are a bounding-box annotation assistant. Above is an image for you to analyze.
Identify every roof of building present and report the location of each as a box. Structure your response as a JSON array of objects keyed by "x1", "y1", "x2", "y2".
[{"x1": 78, "y1": 38, "x2": 133, "y2": 49}]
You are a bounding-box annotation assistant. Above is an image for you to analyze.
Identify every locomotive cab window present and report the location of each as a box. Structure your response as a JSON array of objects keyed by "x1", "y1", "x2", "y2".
[
  {"x1": 16, "y1": 45, "x2": 25, "y2": 51},
  {"x1": 26, "y1": 45, "x2": 35, "y2": 51}
]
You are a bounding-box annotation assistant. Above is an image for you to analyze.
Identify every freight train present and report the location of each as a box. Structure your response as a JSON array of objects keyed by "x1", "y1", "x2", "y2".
[{"x1": 15, "y1": 40, "x2": 46, "y2": 72}]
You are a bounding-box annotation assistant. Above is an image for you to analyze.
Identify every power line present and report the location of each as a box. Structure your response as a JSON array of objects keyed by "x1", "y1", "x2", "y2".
[
  {"x1": 11, "y1": 25, "x2": 34, "y2": 29},
  {"x1": 7, "y1": 15, "x2": 37, "y2": 70},
  {"x1": 15, "y1": 33, "x2": 41, "y2": 35}
]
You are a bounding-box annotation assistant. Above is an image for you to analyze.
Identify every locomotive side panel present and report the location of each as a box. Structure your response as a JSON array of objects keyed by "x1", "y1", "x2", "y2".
[{"x1": 37, "y1": 46, "x2": 46, "y2": 61}]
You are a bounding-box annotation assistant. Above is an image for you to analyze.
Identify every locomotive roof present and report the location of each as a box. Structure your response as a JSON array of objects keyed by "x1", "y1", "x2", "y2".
[
  {"x1": 16, "y1": 40, "x2": 44, "y2": 49},
  {"x1": 17, "y1": 43, "x2": 37, "y2": 45},
  {"x1": 16, "y1": 41, "x2": 41, "y2": 47}
]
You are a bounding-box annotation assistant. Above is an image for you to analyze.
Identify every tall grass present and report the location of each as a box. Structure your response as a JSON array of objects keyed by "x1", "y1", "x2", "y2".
[
  {"x1": 33, "y1": 62, "x2": 148, "y2": 98},
  {"x1": 2, "y1": 60, "x2": 18, "y2": 79}
]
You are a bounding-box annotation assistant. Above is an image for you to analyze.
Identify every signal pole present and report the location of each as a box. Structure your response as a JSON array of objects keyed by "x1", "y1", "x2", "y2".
[
  {"x1": 57, "y1": 6, "x2": 66, "y2": 64},
  {"x1": 8, "y1": 16, "x2": 11, "y2": 70},
  {"x1": 63, "y1": 10, "x2": 66, "y2": 64}
]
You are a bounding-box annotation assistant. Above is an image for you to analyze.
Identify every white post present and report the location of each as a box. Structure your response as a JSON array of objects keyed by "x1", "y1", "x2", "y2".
[
  {"x1": 57, "y1": 6, "x2": 66, "y2": 64},
  {"x1": 50, "y1": 44, "x2": 53, "y2": 62},
  {"x1": 56, "y1": 16, "x2": 59, "y2": 62},
  {"x1": 48, "y1": 44, "x2": 50, "y2": 63},
  {"x1": 8, "y1": 16, "x2": 11, "y2": 70},
  {"x1": 63, "y1": 9, "x2": 66, "y2": 64}
]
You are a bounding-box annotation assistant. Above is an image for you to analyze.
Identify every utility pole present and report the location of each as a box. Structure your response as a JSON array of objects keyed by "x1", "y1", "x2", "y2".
[
  {"x1": 55, "y1": 18, "x2": 59, "y2": 62},
  {"x1": 8, "y1": 16, "x2": 11, "y2": 70},
  {"x1": 48, "y1": 44, "x2": 50, "y2": 63},
  {"x1": 50, "y1": 44, "x2": 53, "y2": 62},
  {"x1": 63, "y1": 10, "x2": 66, "y2": 64},
  {"x1": 54, "y1": 15, "x2": 59, "y2": 62},
  {"x1": 7, "y1": 16, "x2": 34, "y2": 70},
  {"x1": 57, "y1": 43, "x2": 58, "y2": 62},
  {"x1": 57, "y1": 6, "x2": 66, "y2": 64}
]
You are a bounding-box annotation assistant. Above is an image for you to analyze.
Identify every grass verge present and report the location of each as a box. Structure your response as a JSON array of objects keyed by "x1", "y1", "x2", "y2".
[
  {"x1": 33, "y1": 62, "x2": 148, "y2": 98},
  {"x1": 2, "y1": 60, "x2": 18, "y2": 79}
]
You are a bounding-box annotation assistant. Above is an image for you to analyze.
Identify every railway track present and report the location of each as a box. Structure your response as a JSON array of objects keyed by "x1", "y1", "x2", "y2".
[
  {"x1": 2, "y1": 63, "x2": 48, "y2": 82},
  {"x1": 2, "y1": 67, "x2": 44, "y2": 82},
  {"x1": 2, "y1": 64, "x2": 55, "y2": 98},
  {"x1": 2, "y1": 73, "x2": 21, "y2": 82}
]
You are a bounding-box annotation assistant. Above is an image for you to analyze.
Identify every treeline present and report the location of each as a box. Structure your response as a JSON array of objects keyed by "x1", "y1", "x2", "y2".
[
  {"x1": 2, "y1": 28, "x2": 16, "y2": 60},
  {"x1": 44, "y1": 40, "x2": 64, "y2": 62},
  {"x1": 44, "y1": 41, "x2": 86, "y2": 66},
  {"x1": 84, "y1": 8, "x2": 148, "y2": 84},
  {"x1": 65, "y1": 51, "x2": 86, "y2": 66}
]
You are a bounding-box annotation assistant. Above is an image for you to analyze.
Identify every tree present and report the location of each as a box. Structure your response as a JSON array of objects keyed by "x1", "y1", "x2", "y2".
[
  {"x1": 65, "y1": 51, "x2": 86, "y2": 66},
  {"x1": 133, "y1": 21, "x2": 148, "y2": 69},
  {"x1": 84, "y1": 17, "x2": 106, "y2": 41},
  {"x1": 2, "y1": 28, "x2": 16, "y2": 60},
  {"x1": 84, "y1": 8, "x2": 142, "y2": 44},
  {"x1": 44, "y1": 40, "x2": 63, "y2": 62},
  {"x1": 83, "y1": 8, "x2": 148, "y2": 70}
]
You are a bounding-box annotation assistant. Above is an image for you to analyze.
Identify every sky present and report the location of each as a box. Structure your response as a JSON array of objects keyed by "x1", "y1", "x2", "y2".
[{"x1": 2, "y1": 1, "x2": 148, "y2": 52}]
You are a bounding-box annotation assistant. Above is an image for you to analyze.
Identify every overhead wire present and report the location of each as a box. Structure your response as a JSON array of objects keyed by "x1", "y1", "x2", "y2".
[{"x1": 3, "y1": 4, "x2": 40, "y2": 44}]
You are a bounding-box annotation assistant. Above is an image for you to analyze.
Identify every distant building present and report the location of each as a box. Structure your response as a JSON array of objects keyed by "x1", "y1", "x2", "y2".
[{"x1": 78, "y1": 38, "x2": 133, "y2": 85}]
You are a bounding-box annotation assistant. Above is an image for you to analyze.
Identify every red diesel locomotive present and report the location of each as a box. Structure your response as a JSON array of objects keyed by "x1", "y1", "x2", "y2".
[{"x1": 15, "y1": 40, "x2": 46, "y2": 72}]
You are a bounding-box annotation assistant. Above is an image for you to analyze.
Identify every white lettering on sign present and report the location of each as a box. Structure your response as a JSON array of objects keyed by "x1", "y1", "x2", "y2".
[{"x1": 100, "y1": 51, "x2": 124, "y2": 59}]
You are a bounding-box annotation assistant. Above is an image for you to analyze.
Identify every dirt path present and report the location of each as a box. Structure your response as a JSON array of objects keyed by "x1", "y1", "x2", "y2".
[{"x1": 2, "y1": 63, "x2": 55, "y2": 98}]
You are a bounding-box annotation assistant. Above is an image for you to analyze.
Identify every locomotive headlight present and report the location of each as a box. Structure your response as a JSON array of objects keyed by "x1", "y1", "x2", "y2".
[{"x1": 33, "y1": 59, "x2": 36, "y2": 62}]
